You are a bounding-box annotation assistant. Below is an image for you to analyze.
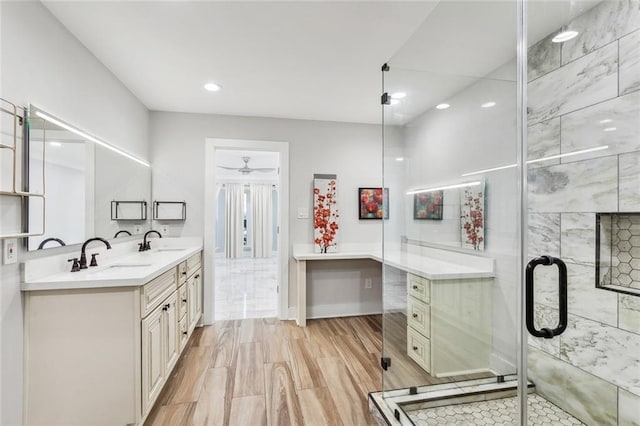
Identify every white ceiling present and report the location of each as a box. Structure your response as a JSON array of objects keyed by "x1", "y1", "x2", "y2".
[
  {"x1": 43, "y1": 1, "x2": 437, "y2": 125},
  {"x1": 43, "y1": 0, "x2": 599, "y2": 126}
]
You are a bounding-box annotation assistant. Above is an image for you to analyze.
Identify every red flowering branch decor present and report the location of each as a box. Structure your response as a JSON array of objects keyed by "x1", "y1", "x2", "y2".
[
  {"x1": 460, "y1": 186, "x2": 485, "y2": 251},
  {"x1": 313, "y1": 178, "x2": 339, "y2": 253}
]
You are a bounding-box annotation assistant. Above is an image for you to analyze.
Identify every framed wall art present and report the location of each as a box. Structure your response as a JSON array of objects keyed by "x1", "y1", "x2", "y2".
[
  {"x1": 359, "y1": 188, "x2": 389, "y2": 219},
  {"x1": 413, "y1": 190, "x2": 443, "y2": 220}
]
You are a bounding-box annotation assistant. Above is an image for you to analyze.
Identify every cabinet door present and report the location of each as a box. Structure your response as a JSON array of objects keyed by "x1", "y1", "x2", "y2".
[
  {"x1": 194, "y1": 271, "x2": 202, "y2": 322},
  {"x1": 163, "y1": 292, "x2": 180, "y2": 375},
  {"x1": 142, "y1": 306, "x2": 165, "y2": 414},
  {"x1": 187, "y1": 272, "x2": 200, "y2": 333}
]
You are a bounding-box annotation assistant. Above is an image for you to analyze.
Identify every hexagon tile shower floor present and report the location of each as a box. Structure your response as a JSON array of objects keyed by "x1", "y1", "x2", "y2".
[{"x1": 406, "y1": 394, "x2": 584, "y2": 426}]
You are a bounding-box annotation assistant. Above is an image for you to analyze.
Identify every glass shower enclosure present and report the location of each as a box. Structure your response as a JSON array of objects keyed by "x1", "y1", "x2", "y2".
[{"x1": 375, "y1": 0, "x2": 640, "y2": 424}]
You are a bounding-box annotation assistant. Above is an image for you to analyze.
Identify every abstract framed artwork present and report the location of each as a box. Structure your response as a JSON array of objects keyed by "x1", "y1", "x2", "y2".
[
  {"x1": 359, "y1": 188, "x2": 389, "y2": 219},
  {"x1": 413, "y1": 190, "x2": 443, "y2": 220}
]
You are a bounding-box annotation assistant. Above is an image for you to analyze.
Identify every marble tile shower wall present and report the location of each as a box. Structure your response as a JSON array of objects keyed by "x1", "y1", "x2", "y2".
[{"x1": 527, "y1": 1, "x2": 640, "y2": 424}]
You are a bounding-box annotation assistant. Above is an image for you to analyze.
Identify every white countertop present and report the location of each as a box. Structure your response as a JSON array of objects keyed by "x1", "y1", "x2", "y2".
[
  {"x1": 293, "y1": 244, "x2": 494, "y2": 280},
  {"x1": 21, "y1": 243, "x2": 202, "y2": 291}
]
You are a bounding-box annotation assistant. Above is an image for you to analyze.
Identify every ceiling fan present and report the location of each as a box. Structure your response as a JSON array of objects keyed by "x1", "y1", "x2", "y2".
[{"x1": 217, "y1": 156, "x2": 276, "y2": 175}]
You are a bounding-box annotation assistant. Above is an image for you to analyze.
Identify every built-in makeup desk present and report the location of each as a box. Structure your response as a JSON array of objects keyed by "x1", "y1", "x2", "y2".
[{"x1": 293, "y1": 243, "x2": 495, "y2": 377}]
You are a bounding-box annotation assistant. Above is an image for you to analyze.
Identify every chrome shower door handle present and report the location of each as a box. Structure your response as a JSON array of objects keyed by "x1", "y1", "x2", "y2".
[{"x1": 525, "y1": 255, "x2": 568, "y2": 339}]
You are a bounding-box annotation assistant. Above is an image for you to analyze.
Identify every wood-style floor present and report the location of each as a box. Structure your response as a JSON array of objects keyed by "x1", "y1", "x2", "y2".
[{"x1": 145, "y1": 315, "x2": 383, "y2": 426}]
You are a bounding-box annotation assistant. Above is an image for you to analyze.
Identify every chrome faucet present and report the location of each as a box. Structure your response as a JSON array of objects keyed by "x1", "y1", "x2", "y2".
[
  {"x1": 139, "y1": 230, "x2": 162, "y2": 252},
  {"x1": 37, "y1": 237, "x2": 66, "y2": 250},
  {"x1": 79, "y1": 237, "x2": 112, "y2": 269}
]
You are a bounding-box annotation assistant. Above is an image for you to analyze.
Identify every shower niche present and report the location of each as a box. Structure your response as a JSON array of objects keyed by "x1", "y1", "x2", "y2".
[{"x1": 597, "y1": 213, "x2": 640, "y2": 296}]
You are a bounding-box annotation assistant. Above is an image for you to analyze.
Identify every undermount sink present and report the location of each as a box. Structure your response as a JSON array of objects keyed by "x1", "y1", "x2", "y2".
[
  {"x1": 155, "y1": 248, "x2": 187, "y2": 252},
  {"x1": 106, "y1": 264, "x2": 152, "y2": 269}
]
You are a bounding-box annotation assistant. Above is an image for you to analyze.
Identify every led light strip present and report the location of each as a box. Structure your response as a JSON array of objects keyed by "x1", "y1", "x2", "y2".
[
  {"x1": 461, "y1": 145, "x2": 609, "y2": 177},
  {"x1": 35, "y1": 111, "x2": 151, "y2": 168},
  {"x1": 406, "y1": 180, "x2": 481, "y2": 195}
]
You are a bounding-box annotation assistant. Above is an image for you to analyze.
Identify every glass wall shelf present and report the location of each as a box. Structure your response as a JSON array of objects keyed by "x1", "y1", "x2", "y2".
[
  {"x1": 110, "y1": 200, "x2": 148, "y2": 221},
  {"x1": 153, "y1": 201, "x2": 186, "y2": 221}
]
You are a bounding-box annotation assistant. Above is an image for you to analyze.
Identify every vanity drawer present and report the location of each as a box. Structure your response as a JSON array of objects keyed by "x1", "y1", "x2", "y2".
[
  {"x1": 407, "y1": 326, "x2": 431, "y2": 372},
  {"x1": 408, "y1": 273, "x2": 430, "y2": 304},
  {"x1": 178, "y1": 261, "x2": 188, "y2": 284},
  {"x1": 179, "y1": 315, "x2": 189, "y2": 350},
  {"x1": 186, "y1": 253, "x2": 201, "y2": 278},
  {"x1": 141, "y1": 269, "x2": 177, "y2": 317},
  {"x1": 178, "y1": 284, "x2": 188, "y2": 320},
  {"x1": 407, "y1": 297, "x2": 430, "y2": 337}
]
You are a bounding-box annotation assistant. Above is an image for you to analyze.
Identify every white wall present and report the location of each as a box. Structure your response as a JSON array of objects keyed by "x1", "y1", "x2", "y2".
[
  {"x1": 0, "y1": 2, "x2": 150, "y2": 424},
  {"x1": 151, "y1": 111, "x2": 402, "y2": 316},
  {"x1": 28, "y1": 160, "x2": 86, "y2": 250}
]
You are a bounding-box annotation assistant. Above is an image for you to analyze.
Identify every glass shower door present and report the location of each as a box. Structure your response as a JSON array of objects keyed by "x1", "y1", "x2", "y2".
[
  {"x1": 525, "y1": 1, "x2": 640, "y2": 424},
  {"x1": 379, "y1": 0, "x2": 523, "y2": 421}
]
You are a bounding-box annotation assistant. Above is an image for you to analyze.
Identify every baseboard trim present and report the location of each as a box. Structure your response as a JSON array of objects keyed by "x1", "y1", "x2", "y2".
[{"x1": 288, "y1": 302, "x2": 382, "y2": 321}]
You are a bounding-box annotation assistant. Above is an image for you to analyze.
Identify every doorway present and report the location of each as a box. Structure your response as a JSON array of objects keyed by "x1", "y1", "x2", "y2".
[
  {"x1": 215, "y1": 150, "x2": 279, "y2": 320},
  {"x1": 203, "y1": 139, "x2": 289, "y2": 324}
]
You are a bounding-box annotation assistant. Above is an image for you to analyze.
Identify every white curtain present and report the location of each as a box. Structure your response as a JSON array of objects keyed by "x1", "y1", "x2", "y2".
[
  {"x1": 224, "y1": 183, "x2": 244, "y2": 258},
  {"x1": 250, "y1": 184, "x2": 273, "y2": 258}
]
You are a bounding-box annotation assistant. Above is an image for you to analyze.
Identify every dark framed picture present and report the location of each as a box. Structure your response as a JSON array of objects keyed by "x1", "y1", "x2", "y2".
[
  {"x1": 359, "y1": 188, "x2": 389, "y2": 219},
  {"x1": 414, "y1": 190, "x2": 443, "y2": 220}
]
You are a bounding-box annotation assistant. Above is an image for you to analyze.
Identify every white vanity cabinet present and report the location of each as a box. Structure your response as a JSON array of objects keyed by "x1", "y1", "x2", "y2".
[
  {"x1": 23, "y1": 250, "x2": 203, "y2": 426},
  {"x1": 141, "y1": 271, "x2": 180, "y2": 414},
  {"x1": 186, "y1": 252, "x2": 203, "y2": 334},
  {"x1": 406, "y1": 272, "x2": 493, "y2": 377}
]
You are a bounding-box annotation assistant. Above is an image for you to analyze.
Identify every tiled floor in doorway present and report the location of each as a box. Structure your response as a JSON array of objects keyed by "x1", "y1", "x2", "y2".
[
  {"x1": 214, "y1": 254, "x2": 278, "y2": 320},
  {"x1": 406, "y1": 393, "x2": 584, "y2": 425}
]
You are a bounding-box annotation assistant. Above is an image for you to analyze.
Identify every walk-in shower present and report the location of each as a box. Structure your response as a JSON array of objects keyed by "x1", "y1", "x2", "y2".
[{"x1": 373, "y1": 1, "x2": 640, "y2": 424}]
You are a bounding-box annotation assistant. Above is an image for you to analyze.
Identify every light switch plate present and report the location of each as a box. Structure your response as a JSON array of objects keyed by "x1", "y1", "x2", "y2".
[
  {"x1": 3, "y1": 238, "x2": 18, "y2": 265},
  {"x1": 297, "y1": 208, "x2": 309, "y2": 219}
]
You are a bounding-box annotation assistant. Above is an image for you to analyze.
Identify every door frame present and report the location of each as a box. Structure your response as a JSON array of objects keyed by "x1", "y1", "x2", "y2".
[{"x1": 203, "y1": 138, "x2": 290, "y2": 323}]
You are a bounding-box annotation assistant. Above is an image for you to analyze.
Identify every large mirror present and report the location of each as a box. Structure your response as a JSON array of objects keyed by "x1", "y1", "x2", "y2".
[{"x1": 27, "y1": 106, "x2": 151, "y2": 251}]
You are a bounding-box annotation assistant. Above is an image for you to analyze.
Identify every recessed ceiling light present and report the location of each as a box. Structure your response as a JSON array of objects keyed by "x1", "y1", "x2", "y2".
[
  {"x1": 481, "y1": 101, "x2": 496, "y2": 108},
  {"x1": 49, "y1": 141, "x2": 61, "y2": 147},
  {"x1": 391, "y1": 92, "x2": 406, "y2": 99},
  {"x1": 395, "y1": 157, "x2": 404, "y2": 162},
  {"x1": 436, "y1": 103, "x2": 450, "y2": 110},
  {"x1": 603, "y1": 127, "x2": 617, "y2": 132},
  {"x1": 204, "y1": 82, "x2": 222, "y2": 92},
  {"x1": 599, "y1": 118, "x2": 613, "y2": 124},
  {"x1": 552, "y1": 30, "x2": 579, "y2": 43}
]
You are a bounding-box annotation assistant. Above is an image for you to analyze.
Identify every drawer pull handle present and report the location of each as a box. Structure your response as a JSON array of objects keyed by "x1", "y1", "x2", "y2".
[
  {"x1": 181, "y1": 271, "x2": 187, "y2": 275},
  {"x1": 162, "y1": 303, "x2": 170, "y2": 311},
  {"x1": 412, "y1": 313, "x2": 418, "y2": 318},
  {"x1": 412, "y1": 285, "x2": 418, "y2": 290},
  {"x1": 183, "y1": 331, "x2": 188, "y2": 335},
  {"x1": 195, "y1": 274, "x2": 200, "y2": 279},
  {"x1": 412, "y1": 346, "x2": 418, "y2": 351},
  {"x1": 182, "y1": 298, "x2": 188, "y2": 303}
]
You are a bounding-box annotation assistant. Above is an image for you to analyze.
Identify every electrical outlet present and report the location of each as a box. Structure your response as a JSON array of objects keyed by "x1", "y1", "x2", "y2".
[
  {"x1": 365, "y1": 278, "x2": 372, "y2": 289},
  {"x1": 3, "y1": 238, "x2": 18, "y2": 265},
  {"x1": 161, "y1": 224, "x2": 169, "y2": 235}
]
